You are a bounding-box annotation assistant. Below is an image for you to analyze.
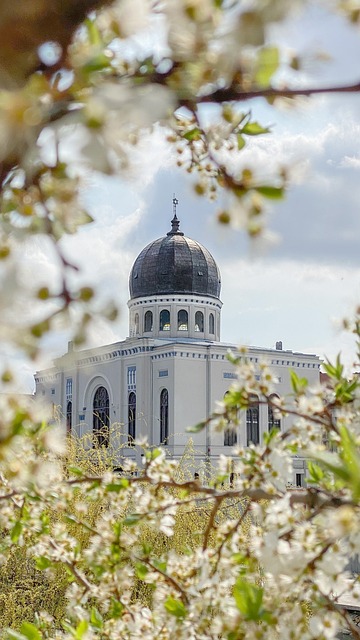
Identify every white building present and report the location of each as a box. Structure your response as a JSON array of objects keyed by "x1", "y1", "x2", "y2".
[{"x1": 35, "y1": 209, "x2": 321, "y2": 485}]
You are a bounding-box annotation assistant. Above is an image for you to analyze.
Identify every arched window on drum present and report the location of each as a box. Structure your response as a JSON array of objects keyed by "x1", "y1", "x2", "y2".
[
  {"x1": 134, "y1": 313, "x2": 140, "y2": 334},
  {"x1": 178, "y1": 309, "x2": 188, "y2": 331},
  {"x1": 209, "y1": 312, "x2": 215, "y2": 335},
  {"x1": 195, "y1": 311, "x2": 204, "y2": 332},
  {"x1": 160, "y1": 309, "x2": 170, "y2": 331},
  {"x1": 144, "y1": 310, "x2": 153, "y2": 332}
]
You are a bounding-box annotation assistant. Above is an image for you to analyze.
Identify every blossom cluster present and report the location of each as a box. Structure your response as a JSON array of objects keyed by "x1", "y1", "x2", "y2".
[{"x1": 1, "y1": 343, "x2": 360, "y2": 638}]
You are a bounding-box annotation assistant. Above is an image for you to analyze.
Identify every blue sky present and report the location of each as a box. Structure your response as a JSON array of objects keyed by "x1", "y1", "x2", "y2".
[{"x1": 7, "y1": 2, "x2": 360, "y2": 390}]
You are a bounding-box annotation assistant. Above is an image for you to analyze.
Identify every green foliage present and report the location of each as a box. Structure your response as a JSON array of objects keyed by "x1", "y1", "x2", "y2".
[
  {"x1": 233, "y1": 579, "x2": 270, "y2": 622},
  {"x1": 164, "y1": 596, "x2": 187, "y2": 619}
]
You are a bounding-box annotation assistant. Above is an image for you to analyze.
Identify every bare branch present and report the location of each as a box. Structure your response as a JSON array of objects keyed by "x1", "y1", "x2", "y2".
[{"x1": 195, "y1": 81, "x2": 360, "y2": 105}]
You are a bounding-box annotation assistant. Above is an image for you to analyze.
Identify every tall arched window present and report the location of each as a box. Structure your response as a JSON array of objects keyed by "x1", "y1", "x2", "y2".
[
  {"x1": 160, "y1": 389, "x2": 169, "y2": 443},
  {"x1": 246, "y1": 395, "x2": 259, "y2": 446},
  {"x1": 195, "y1": 311, "x2": 204, "y2": 332},
  {"x1": 144, "y1": 310, "x2": 153, "y2": 332},
  {"x1": 209, "y1": 313, "x2": 215, "y2": 334},
  {"x1": 128, "y1": 392, "x2": 136, "y2": 443},
  {"x1": 160, "y1": 309, "x2": 170, "y2": 331},
  {"x1": 93, "y1": 386, "x2": 110, "y2": 448},
  {"x1": 223, "y1": 391, "x2": 237, "y2": 446},
  {"x1": 134, "y1": 313, "x2": 139, "y2": 334},
  {"x1": 66, "y1": 401, "x2": 72, "y2": 435},
  {"x1": 268, "y1": 395, "x2": 281, "y2": 431},
  {"x1": 224, "y1": 425, "x2": 237, "y2": 446},
  {"x1": 178, "y1": 309, "x2": 188, "y2": 330}
]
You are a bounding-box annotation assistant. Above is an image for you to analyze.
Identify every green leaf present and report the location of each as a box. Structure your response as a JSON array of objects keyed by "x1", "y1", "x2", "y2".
[
  {"x1": 10, "y1": 521, "x2": 23, "y2": 543},
  {"x1": 290, "y1": 370, "x2": 309, "y2": 394},
  {"x1": 233, "y1": 579, "x2": 264, "y2": 621},
  {"x1": 6, "y1": 631, "x2": 28, "y2": 640},
  {"x1": 255, "y1": 186, "x2": 284, "y2": 199},
  {"x1": 75, "y1": 620, "x2": 88, "y2": 640},
  {"x1": 183, "y1": 128, "x2": 202, "y2": 141},
  {"x1": 145, "y1": 447, "x2": 162, "y2": 461},
  {"x1": 85, "y1": 18, "x2": 102, "y2": 47},
  {"x1": 19, "y1": 624, "x2": 42, "y2": 640},
  {"x1": 106, "y1": 478, "x2": 129, "y2": 492},
  {"x1": 90, "y1": 607, "x2": 103, "y2": 629},
  {"x1": 124, "y1": 513, "x2": 142, "y2": 526},
  {"x1": 323, "y1": 354, "x2": 344, "y2": 380},
  {"x1": 232, "y1": 552, "x2": 247, "y2": 565},
  {"x1": 109, "y1": 598, "x2": 124, "y2": 619},
  {"x1": 307, "y1": 461, "x2": 324, "y2": 484},
  {"x1": 83, "y1": 54, "x2": 112, "y2": 74},
  {"x1": 164, "y1": 596, "x2": 187, "y2": 619},
  {"x1": 152, "y1": 558, "x2": 167, "y2": 573},
  {"x1": 237, "y1": 134, "x2": 246, "y2": 150},
  {"x1": 142, "y1": 542, "x2": 152, "y2": 555},
  {"x1": 186, "y1": 421, "x2": 206, "y2": 433},
  {"x1": 309, "y1": 451, "x2": 351, "y2": 483},
  {"x1": 136, "y1": 563, "x2": 149, "y2": 580},
  {"x1": 339, "y1": 425, "x2": 360, "y2": 499},
  {"x1": 35, "y1": 556, "x2": 52, "y2": 570},
  {"x1": 7, "y1": 624, "x2": 43, "y2": 640},
  {"x1": 241, "y1": 122, "x2": 271, "y2": 136},
  {"x1": 68, "y1": 466, "x2": 85, "y2": 477},
  {"x1": 255, "y1": 46, "x2": 279, "y2": 88}
]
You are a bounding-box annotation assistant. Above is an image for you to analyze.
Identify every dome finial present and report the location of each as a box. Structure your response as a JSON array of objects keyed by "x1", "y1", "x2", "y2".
[
  {"x1": 167, "y1": 194, "x2": 183, "y2": 236},
  {"x1": 173, "y1": 193, "x2": 178, "y2": 217}
]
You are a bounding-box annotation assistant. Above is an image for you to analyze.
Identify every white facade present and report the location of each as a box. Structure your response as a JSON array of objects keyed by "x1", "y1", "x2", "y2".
[{"x1": 35, "y1": 216, "x2": 321, "y2": 485}]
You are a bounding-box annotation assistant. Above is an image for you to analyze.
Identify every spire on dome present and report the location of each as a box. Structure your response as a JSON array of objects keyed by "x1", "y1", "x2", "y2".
[{"x1": 167, "y1": 194, "x2": 184, "y2": 236}]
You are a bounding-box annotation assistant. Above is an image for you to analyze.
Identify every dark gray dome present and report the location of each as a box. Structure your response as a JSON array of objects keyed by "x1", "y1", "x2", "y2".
[{"x1": 129, "y1": 216, "x2": 221, "y2": 300}]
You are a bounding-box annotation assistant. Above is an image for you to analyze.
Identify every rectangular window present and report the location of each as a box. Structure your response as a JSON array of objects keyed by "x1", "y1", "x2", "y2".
[
  {"x1": 51, "y1": 389, "x2": 55, "y2": 395},
  {"x1": 295, "y1": 473, "x2": 303, "y2": 487},
  {"x1": 159, "y1": 370, "x2": 168, "y2": 377},
  {"x1": 223, "y1": 372, "x2": 237, "y2": 379},
  {"x1": 66, "y1": 378, "x2": 73, "y2": 400},
  {"x1": 127, "y1": 366, "x2": 136, "y2": 388}
]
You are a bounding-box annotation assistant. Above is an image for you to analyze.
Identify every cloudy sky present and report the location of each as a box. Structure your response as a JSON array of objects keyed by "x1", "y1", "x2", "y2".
[{"x1": 9, "y1": 3, "x2": 360, "y2": 390}]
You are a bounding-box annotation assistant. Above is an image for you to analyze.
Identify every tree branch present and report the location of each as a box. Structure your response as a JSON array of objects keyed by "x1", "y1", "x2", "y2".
[{"x1": 195, "y1": 81, "x2": 360, "y2": 105}]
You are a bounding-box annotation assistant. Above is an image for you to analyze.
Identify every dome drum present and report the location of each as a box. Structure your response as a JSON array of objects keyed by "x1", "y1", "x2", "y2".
[{"x1": 128, "y1": 293, "x2": 222, "y2": 341}]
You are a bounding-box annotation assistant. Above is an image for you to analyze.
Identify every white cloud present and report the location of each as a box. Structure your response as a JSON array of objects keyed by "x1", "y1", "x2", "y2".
[{"x1": 340, "y1": 155, "x2": 360, "y2": 169}]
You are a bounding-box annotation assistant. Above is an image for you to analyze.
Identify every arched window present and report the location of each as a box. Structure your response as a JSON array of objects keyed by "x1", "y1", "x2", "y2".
[
  {"x1": 160, "y1": 309, "x2": 170, "y2": 331},
  {"x1": 93, "y1": 386, "x2": 110, "y2": 448},
  {"x1": 134, "y1": 313, "x2": 139, "y2": 334},
  {"x1": 128, "y1": 392, "x2": 136, "y2": 443},
  {"x1": 160, "y1": 389, "x2": 169, "y2": 443},
  {"x1": 246, "y1": 395, "x2": 259, "y2": 446},
  {"x1": 224, "y1": 425, "x2": 237, "y2": 446},
  {"x1": 177, "y1": 309, "x2": 188, "y2": 331},
  {"x1": 144, "y1": 310, "x2": 153, "y2": 332},
  {"x1": 223, "y1": 391, "x2": 237, "y2": 446},
  {"x1": 268, "y1": 395, "x2": 281, "y2": 432},
  {"x1": 195, "y1": 311, "x2": 204, "y2": 332},
  {"x1": 209, "y1": 313, "x2": 215, "y2": 334},
  {"x1": 66, "y1": 400, "x2": 72, "y2": 435}
]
